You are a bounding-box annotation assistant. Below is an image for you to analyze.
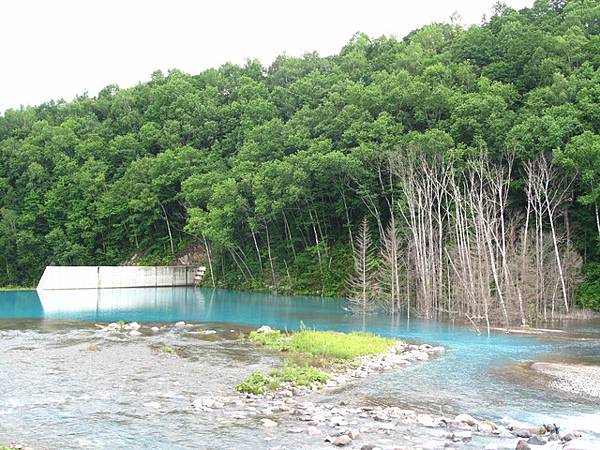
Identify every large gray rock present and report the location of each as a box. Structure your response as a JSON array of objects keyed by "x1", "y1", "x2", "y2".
[
  {"x1": 561, "y1": 432, "x2": 582, "y2": 442},
  {"x1": 527, "y1": 436, "x2": 547, "y2": 445},
  {"x1": 515, "y1": 440, "x2": 530, "y2": 450},
  {"x1": 514, "y1": 429, "x2": 532, "y2": 438}
]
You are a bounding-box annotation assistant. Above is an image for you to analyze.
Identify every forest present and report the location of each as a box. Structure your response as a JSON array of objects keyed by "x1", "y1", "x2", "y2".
[{"x1": 1, "y1": 0, "x2": 599, "y2": 326}]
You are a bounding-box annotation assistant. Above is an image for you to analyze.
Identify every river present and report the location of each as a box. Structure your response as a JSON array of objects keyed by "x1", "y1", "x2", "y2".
[{"x1": 0, "y1": 287, "x2": 598, "y2": 449}]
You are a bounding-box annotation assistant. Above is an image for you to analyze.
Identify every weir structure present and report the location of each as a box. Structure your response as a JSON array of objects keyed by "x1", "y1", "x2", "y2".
[{"x1": 36, "y1": 266, "x2": 207, "y2": 290}]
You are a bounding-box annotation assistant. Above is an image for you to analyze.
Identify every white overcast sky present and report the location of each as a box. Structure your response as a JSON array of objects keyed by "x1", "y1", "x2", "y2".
[{"x1": 0, "y1": 0, "x2": 533, "y2": 113}]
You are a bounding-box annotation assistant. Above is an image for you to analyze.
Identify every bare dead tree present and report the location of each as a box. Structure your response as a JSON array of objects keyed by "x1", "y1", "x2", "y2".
[
  {"x1": 379, "y1": 214, "x2": 404, "y2": 314},
  {"x1": 525, "y1": 155, "x2": 575, "y2": 313},
  {"x1": 347, "y1": 217, "x2": 379, "y2": 314}
]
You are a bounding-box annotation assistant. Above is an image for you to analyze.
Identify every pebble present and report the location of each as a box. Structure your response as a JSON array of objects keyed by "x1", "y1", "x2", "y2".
[
  {"x1": 347, "y1": 429, "x2": 361, "y2": 440},
  {"x1": 515, "y1": 440, "x2": 530, "y2": 450},
  {"x1": 450, "y1": 430, "x2": 471, "y2": 442},
  {"x1": 332, "y1": 435, "x2": 352, "y2": 446},
  {"x1": 306, "y1": 426, "x2": 321, "y2": 436},
  {"x1": 261, "y1": 418, "x2": 278, "y2": 428},
  {"x1": 256, "y1": 325, "x2": 273, "y2": 334},
  {"x1": 175, "y1": 321, "x2": 186, "y2": 327},
  {"x1": 129, "y1": 330, "x2": 142, "y2": 336},
  {"x1": 416, "y1": 413, "x2": 435, "y2": 427}
]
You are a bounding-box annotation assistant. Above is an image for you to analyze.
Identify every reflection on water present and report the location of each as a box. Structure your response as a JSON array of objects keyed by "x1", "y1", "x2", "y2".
[{"x1": 1, "y1": 287, "x2": 599, "y2": 447}]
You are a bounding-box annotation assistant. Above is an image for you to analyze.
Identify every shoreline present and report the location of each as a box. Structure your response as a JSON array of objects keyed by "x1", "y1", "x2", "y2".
[
  {"x1": 531, "y1": 362, "x2": 600, "y2": 399},
  {"x1": 0, "y1": 321, "x2": 595, "y2": 449}
]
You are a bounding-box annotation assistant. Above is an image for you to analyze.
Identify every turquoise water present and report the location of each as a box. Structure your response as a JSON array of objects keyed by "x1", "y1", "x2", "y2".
[{"x1": 1, "y1": 287, "x2": 599, "y2": 439}]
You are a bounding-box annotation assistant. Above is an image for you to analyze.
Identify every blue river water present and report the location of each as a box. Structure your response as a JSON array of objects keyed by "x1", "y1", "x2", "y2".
[{"x1": 1, "y1": 287, "x2": 599, "y2": 441}]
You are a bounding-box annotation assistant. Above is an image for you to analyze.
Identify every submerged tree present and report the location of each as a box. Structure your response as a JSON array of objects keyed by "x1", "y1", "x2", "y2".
[
  {"x1": 347, "y1": 217, "x2": 378, "y2": 314},
  {"x1": 379, "y1": 215, "x2": 405, "y2": 315}
]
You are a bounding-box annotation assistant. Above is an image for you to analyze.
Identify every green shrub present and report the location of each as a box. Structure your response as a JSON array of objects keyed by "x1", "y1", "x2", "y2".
[
  {"x1": 578, "y1": 263, "x2": 600, "y2": 310},
  {"x1": 235, "y1": 371, "x2": 278, "y2": 394},
  {"x1": 270, "y1": 366, "x2": 329, "y2": 387},
  {"x1": 235, "y1": 366, "x2": 329, "y2": 394}
]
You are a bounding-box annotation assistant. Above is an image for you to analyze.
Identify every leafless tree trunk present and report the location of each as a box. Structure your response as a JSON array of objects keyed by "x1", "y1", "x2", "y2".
[
  {"x1": 264, "y1": 220, "x2": 277, "y2": 288},
  {"x1": 347, "y1": 217, "x2": 378, "y2": 314},
  {"x1": 380, "y1": 215, "x2": 403, "y2": 313},
  {"x1": 202, "y1": 233, "x2": 216, "y2": 287}
]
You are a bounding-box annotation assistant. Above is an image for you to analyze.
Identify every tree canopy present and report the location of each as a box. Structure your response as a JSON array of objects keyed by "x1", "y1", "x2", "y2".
[{"x1": 1, "y1": 0, "x2": 599, "y2": 309}]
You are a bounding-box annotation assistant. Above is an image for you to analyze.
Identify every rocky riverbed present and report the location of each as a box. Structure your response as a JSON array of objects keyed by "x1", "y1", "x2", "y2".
[
  {"x1": 0, "y1": 321, "x2": 593, "y2": 450},
  {"x1": 531, "y1": 362, "x2": 600, "y2": 399}
]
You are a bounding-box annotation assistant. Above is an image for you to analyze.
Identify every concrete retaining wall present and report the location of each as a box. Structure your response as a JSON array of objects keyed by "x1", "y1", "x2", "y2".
[{"x1": 37, "y1": 266, "x2": 195, "y2": 290}]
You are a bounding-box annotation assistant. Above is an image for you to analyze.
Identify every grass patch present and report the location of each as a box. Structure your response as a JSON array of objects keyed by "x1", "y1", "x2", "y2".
[
  {"x1": 159, "y1": 345, "x2": 175, "y2": 354},
  {"x1": 248, "y1": 327, "x2": 397, "y2": 360},
  {"x1": 236, "y1": 366, "x2": 329, "y2": 394},
  {"x1": 0, "y1": 286, "x2": 33, "y2": 291},
  {"x1": 238, "y1": 324, "x2": 399, "y2": 395}
]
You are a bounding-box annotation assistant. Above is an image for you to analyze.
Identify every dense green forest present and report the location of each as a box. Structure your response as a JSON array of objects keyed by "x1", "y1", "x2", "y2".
[{"x1": 1, "y1": 0, "x2": 599, "y2": 316}]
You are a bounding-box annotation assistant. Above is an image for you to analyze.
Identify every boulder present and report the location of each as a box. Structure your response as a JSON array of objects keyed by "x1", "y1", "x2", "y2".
[
  {"x1": 128, "y1": 322, "x2": 141, "y2": 330},
  {"x1": 561, "y1": 432, "x2": 582, "y2": 442},
  {"x1": 515, "y1": 440, "x2": 530, "y2": 450},
  {"x1": 527, "y1": 436, "x2": 546, "y2": 445},
  {"x1": 175, "y1": 321, "x2": 186, "y2": 327},
  {"x1": 478, "y1": 421, "x2": 497, "y2": 433},
  {"x1": 332, "y1": 435, "x2": 352, "y2": 446},
  {"x1": 454, "y1": 414, "x2": 478, "y2": 426},
  {"x1": 150, "y1": 326, "x2": 160, "y2": 332},
  {"x1": 129, "y1": 330, "x2": 142, "y2": 336},
  {"x1": 514, "y1": 429, "x2": 532, "y2": 438}
]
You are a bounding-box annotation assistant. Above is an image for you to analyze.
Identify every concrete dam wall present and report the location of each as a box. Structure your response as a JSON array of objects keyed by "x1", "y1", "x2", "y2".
[{"x1": 37, "y1": 266, "x2": 203, "y2": 290}]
